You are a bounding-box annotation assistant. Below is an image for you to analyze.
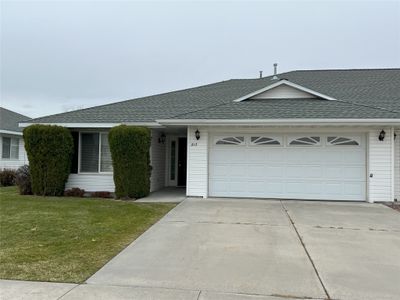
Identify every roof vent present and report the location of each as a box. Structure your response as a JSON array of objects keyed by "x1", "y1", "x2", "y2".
[
  {"x1": 259, "y1": 71, "x2": 263, "y2": 79},
  {"x1": 271, "y1": 63, "x2": 278, "y2": 80}
]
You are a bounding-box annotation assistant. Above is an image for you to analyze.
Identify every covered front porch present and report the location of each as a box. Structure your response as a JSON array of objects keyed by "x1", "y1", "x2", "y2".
[
  {"x1": 64, "y1": 127, "x2": 189, "y2": 195},
  {"x1": 136, "y1": 187, "x2": 186, "y2": 203},
  {"x1": 149, "y1": 127, "x2": 188, "y2": 193}
]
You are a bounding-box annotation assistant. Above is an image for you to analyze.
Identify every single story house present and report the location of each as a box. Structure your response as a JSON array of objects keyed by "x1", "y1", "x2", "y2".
[
  {"x1": 21, "y1": 69, "x2": 400, "y2": 203},
  {"x1": 0, "y1": 107, "x2": 30, "y2": 170}
]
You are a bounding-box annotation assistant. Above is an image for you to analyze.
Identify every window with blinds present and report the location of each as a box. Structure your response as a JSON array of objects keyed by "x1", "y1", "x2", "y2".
[
  {"x1": 80, "y1": 133, "x2": 112, "y2": 173},
  {"x1": 2, "y1": 137, "x2": 19, "y2": 159}
]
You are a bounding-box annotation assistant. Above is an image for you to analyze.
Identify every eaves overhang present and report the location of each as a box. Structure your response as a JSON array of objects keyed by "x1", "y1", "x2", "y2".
[
  {"x1": 157, "y1": 118, "x2": 400, "y2": 127},
  {"x1": 19, "y1": 122, "x2": 163, "y2": 128}
]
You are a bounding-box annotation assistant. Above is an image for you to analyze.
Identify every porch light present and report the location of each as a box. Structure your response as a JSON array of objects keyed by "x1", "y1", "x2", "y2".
[
  {"x1": 158, "y1": 133, "x2": 166, "y2": 144},
  {"x1": 378, "y1": 130, "x2": 386, "y2": 141},
  {"x1": 195, "y1": 129, "x2": 200, "y2": 140}
]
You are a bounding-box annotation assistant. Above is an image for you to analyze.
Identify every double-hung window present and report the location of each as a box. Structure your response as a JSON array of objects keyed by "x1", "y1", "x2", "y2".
[
  {"x1": 2, "y1": 137, "x2": 19, "y2": 159},
  {"x1": 79, "y1": 132, "x2": 112, "y2": 173}
]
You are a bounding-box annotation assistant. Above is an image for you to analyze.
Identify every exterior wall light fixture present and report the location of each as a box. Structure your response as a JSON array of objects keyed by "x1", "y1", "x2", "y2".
[
  {"x1": 378, "y1": 130, "x2": 386, "y2": 141},
  {"x1": 158, "y1": 133, "x2": 166, "y2": 144}
]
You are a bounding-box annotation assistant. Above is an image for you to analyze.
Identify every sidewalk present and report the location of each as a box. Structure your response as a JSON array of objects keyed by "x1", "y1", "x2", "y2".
[{"x1": 0, "y1": 279, "x2": 304, "y2": 300}]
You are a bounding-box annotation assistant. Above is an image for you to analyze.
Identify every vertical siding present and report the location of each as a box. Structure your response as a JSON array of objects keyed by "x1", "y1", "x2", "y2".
[
  {"x1": 150, "y1": 130, "x2": 166, "y2": 192},
  {"x1": 368, "y1": 128, "x2": 393, "y2": 202},
  {"x1": 187, "y1": 126, "x2": 208, "y2": 197},
  {"x1": 394, "y1": 131, "x2": 400, "y2": 201},
  {"x1": 0, "y1": 134, "x2": 28, "y2": 170}
]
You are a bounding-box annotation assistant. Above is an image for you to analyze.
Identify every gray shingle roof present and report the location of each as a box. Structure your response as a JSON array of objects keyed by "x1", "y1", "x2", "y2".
[
  {"x1": 25, "y1": 68, "x2": 400, "y2": 124},
  {"x1": 0, "y1": 107, "x2": 30, "y2": 132},
  {"x1": 171, "y1": 98, "x2": 400, "y2": 120}
]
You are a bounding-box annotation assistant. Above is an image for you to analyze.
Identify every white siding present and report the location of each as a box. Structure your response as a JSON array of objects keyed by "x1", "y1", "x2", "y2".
[
  {"x1": 368, "y1": 128, "x2": 394, "y2": 202},
  {"x1": 186, "y1": 126, "x2": 397, "y2": 202},
  {"x1": 150, "y1": 130, "x2": 166, "y2": 192},
  {"x1": 187, "y1": 126, "x2": 208, "y2": 197},
  {"x1": 65, "y1": 130, "x2": 166, "y2": 193},
  {"x1": 65, "y1": 174, "x2": 115, "y2": 192},
  {"x1": 251, "y1": 84, "x2": 317, "y2": 99},
  {"x1": 394, "y1": 131, "x2": 400, "y2": 201},
  {"x1": 0, "y1": 133, "x2": 28, "y2": 170}
]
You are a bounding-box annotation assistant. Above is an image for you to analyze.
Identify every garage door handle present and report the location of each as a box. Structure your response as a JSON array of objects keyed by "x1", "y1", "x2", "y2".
[{"x1": 369, "y1": 173, "x2": 373, "y2": 178}]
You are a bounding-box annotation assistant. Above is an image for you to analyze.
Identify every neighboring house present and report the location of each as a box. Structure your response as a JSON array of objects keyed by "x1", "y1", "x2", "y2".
[
  {"x1": 20, "y1": 69, "x2": 400, "y2": 202},
  {"x1": 0, "y1": 107, "x2": 30, "y2": 170}
]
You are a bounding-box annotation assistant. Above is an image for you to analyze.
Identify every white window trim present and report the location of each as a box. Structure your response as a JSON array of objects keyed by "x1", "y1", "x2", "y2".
[
  {"x1": 78, "y1": 132, "x2": 113, "y2": 174},
  {"x1": 1, "y1": 137, "x2": 19, "y2": 160}
]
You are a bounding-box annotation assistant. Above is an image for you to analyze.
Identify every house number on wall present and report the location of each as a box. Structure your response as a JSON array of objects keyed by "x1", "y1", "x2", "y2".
[{"x1": 191, "y1": 142, "x2": 198, "y2": 147}]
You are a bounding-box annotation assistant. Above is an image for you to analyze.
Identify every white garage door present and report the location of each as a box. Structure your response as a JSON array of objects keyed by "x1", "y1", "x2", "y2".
[{"x1": 209, "y1": 134, "x2": 366, "y2": 201}]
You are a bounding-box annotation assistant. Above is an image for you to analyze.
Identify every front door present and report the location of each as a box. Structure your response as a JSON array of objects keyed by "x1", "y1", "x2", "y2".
[{"x1": 177, "y1": 137, "x2": 187, "y2": 186}]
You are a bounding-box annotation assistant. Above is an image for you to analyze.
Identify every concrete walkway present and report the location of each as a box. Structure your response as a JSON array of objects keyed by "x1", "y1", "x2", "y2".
[
  {"x1": 136, "y1": 187, "x2": 186, "y2": 203},
  {"x1": 2, "y1": 198, "x2": 399, "y2": 300}
]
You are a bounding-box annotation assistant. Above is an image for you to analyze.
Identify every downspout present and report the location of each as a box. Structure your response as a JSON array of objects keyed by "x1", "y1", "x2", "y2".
[{"x1": 391, "y1": 127, "x2": 395, "y2": 202}]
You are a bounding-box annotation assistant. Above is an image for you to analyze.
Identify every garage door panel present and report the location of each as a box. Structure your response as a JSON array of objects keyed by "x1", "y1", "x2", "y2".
[
  {"x1": 210, "y1": 149, "x2": 245, "y2": 162},
  {"x1": 342, "y1": 151, "x2": 365, "y2": 164},
  {"x1": 246, "y1": 149, "x2": 268, "y2": 162},
  {"x1": 263, "y1": 149, "x2": 285, "y2": 161},
  {"x1": 343, "y1": 182, "x2": 365, "y2": 196},
  {"x1": 325, "y1": 183, "x2": 343, "y2": 195},
  {"x1": 324, "y1": 166, "x2": 343, "y2": 179},
  {"x1": 286, "y1": 166, "x2": 323, "y2": 179},
  {"x1": 209, "y1": 164, "x2": 229, "y2": 177},
  {"x1": 247, "y1": 164, "x2": 284, "y2": 178},
  {"x1": 209, "y1": 133, "x2": 366, "y2": 201},
  {"x1": 286, "y1": 181, "x2": 324, "y2": 195},
  {"x1": 228, "y1": 180, "x2": 249, "y2": 193},
  {"x1": 342, "y1": 167, "x2": 365, "y2": 179}
]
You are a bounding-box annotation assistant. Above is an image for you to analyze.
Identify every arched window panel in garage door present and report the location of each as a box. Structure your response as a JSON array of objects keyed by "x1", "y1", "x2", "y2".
[
  {"x1": 250, "y1": 136, "x2": 282, "y2": 146},
  {"x1": 215, "y1": 136, "x2": 245, "y2": 145},
  {"x1": 288, "y1": 136, "x2": 321, "y2": 146},
  {"x1": 327, "y1": 136, "x2": 360, "y2": 146}
]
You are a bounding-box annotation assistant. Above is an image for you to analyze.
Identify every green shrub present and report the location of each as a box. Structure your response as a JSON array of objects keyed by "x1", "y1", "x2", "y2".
[
  {"x1": 23, "y1": 125, "x2": 73, "y2": 196},
  {"x1": 109, "y1": 125, "x2": 151, "y2": 199},
  {"x1": 0, "y1": 169, "x2": 16, "y2": 186},
  {"x1": 15, "y1": 165, "x2": 32, "y2": 195}
]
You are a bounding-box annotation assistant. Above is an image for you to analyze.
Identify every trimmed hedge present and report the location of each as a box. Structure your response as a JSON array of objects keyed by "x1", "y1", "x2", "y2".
[
  {"x1": 109, "y1": 125, "x2": 151, "y2": 199},
  {"x1": 23, "y1": 125, "x2": 73, "y2": 196}
]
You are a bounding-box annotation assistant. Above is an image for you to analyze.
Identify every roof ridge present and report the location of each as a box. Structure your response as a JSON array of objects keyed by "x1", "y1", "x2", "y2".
[
  {"x1": 27, "y1": 79, "x2": 235, "y2": 122},
  {"x1": 286, "y1": 68, "x2": 400, "y2": 72},
  {"x1": 232, "y1": 68, "x2": 400, "y2": 80}
]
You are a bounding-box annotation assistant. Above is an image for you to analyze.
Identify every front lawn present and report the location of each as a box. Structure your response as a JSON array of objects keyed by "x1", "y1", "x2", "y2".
[{"x1": 0, "y1": 186, "x2": 176, "y2": 283}]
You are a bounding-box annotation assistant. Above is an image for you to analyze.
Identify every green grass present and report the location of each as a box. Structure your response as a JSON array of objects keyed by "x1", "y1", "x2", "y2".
[{"x1": 0, "y1": 186, "x2": 176, "y2": 283}]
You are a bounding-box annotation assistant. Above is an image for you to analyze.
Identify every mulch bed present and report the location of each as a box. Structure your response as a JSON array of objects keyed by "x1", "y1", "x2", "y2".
[{"x1": 383, "y1": 202, "x2": 400, "y2": 212}]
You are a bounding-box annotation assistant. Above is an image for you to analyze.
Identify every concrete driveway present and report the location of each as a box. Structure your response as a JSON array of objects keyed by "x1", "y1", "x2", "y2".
[{"x1": 72, "y1": 198, "x2": 400, "y2": 300}]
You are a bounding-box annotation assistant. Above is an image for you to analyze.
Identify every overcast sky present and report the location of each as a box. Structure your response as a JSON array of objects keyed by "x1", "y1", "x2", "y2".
[{"x1": 1, "y1": 0, "x2": 399, "y2": 118}]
